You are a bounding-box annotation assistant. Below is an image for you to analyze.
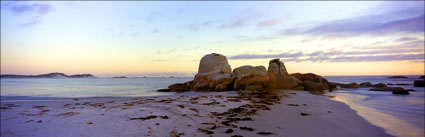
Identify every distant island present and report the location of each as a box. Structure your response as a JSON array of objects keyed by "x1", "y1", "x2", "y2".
[
  {"x1": 0, "y1": 72, "x2": 95, "y2": 78},
  {"x1": 112, "y1": 76, "x2": 128, "y2": 78}
]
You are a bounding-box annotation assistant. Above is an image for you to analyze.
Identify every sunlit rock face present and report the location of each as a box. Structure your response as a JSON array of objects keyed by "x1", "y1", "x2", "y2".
[
  {"x1": 268, "y1": 59, "x2": 302, "y2": 90},
  {"x1": 232, "y1": 65, "x2": 276, "y2": 91},
  {"x1": 268, "y1": 59, "x2": 289, "y2": 77},
  {"x1": 192, "y1": 53, "x2": 234, "y2": 91},
  {"x1": 162, "y1": 54, "x2": 335, "y2": 93}
]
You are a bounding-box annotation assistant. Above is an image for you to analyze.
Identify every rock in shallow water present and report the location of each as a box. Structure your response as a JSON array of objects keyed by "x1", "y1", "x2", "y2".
[
  {"x1": 372, "y1": 83, "x2": 387, "y2": 88},
  {"x1": 413, "y1": 80, "x2": 425, "y2": 87},
  {"x1": 359, "y1": 82, "x2": 373, "y2": 87},
  {"x1": 340, "y1": 82, "x2": 360, "y2": 88},
  {"x1": 369, "y1": 87, "x2": 412, "y2": 95}
]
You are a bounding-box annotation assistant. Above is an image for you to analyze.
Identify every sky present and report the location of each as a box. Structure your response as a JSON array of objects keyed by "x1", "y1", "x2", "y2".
[{"x1": 1, "y1": 1, "x2": 424, "y2": 77}]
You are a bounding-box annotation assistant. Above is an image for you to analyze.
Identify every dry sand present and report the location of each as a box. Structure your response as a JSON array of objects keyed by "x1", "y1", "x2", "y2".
[{"x1": 1, "y1": 90, "x2": 394, "y2": 137}]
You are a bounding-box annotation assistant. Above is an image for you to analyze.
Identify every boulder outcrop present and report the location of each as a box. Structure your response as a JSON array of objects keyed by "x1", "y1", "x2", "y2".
[
  {"x1": 192, "y1": 53, "x2": 234, "y2": 91},
  {"x1": 268, "y1": 59, "x2": 301, "y2": 89},
  {"x1": 159, "y1": 53, "x2": 336, "y2": 94},
  {"x1": 233, "y1": 65, "x2": 276, "y2": 91},
  {"x1": 290, "y1": 73, "x2": 332, "y2": 92}
]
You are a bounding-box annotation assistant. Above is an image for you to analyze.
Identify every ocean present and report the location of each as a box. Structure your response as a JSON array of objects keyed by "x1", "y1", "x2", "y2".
[
  {"x1": 0, "y1": 77, "x2": 192, "y2": 99},
  {"x1": 0, "y1": 76, "x2": 424, "y2": 137}
]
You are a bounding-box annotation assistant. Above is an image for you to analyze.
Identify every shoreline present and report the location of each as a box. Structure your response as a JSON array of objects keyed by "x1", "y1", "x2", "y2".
[
  {"x1": 1, "y1": 90, "x2": 394, "y2": 137},
  {"x1": 329, "y1": 92, "x2": 424, "y2": 137}
]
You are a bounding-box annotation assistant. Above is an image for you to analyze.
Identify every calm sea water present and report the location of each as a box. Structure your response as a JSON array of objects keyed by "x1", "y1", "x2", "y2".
[
  {"x1": 1, "y1": 76, "x2": 424, "y2": 136},
  {"x1": 0, "y1": 77, "x2": 192, "y2": 99}
]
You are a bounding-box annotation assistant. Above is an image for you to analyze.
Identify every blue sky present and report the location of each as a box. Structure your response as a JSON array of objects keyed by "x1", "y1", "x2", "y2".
[{"x1": 1, "y1": 1, "x2": 424, "y2": 76}]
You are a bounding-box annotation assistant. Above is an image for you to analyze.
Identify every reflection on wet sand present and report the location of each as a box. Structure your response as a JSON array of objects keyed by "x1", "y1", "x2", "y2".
[{"x1": 332, "y1": 95, "x2": 424, "y2": 137}]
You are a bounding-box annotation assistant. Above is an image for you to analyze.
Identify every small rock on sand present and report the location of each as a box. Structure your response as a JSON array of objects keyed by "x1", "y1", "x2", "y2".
[
  {"x1": 225, "y1": 129, "x2": 234, "y2": 133},
  {"x1": 240, "y1": 127, "x2": 254, "y2": 131},
  {"x1": 257, "y1": 132, "x2": 274, "y2": 135},
  {"x1": 300, "y1": 113, "x2": 311, "y2": 116},
  {"x1": 189, "y1": 108, "x2": 200, "y2": 113},
  {"x1": 197, "y1": 128, "x2": 214, "y2": 134}
]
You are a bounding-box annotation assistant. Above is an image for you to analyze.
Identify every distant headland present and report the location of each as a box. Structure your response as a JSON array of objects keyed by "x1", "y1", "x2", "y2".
[{"x1": 0, "y1": 72, "x2": 95, "y2": 78}]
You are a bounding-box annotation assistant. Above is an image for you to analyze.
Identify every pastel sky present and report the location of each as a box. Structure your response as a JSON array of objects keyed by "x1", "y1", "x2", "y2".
[{"x1": 1, "y1": 1, "x2": 424, "y2": 77}]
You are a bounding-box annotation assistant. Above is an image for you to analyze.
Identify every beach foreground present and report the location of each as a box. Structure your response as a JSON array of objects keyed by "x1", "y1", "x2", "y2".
[{"x1": 1, "y1": 90, "x2": 393, "y2": 137}]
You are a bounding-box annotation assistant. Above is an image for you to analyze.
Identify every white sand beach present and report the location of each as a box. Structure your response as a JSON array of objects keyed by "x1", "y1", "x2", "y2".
[{"x1": 1, "y1": 90, "x2": 394, "y2": 137}]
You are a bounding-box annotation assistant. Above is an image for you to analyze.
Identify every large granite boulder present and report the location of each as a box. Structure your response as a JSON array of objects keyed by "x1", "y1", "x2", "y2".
[
  {"x1": 304, "y1": 80, "x2": 326, "y2": 94},
  {"x1": 268, "y1": 59, "x2": 301, "y2": 89},
  {"x1": 268, "y1": 59, "x2": 289, "y2": 77},
  {"x1": 290, "y1": 73, "x2": 332, "y2": 92},
  {"x1": 192, "y1": 53, "x2": 234, "y2": 91},
  {"x1": 233, "y1": 65, "x2": 276, "y2": 91},
  {"x1": 413, "y1": 80, "x2": 425, "y2": 87}
]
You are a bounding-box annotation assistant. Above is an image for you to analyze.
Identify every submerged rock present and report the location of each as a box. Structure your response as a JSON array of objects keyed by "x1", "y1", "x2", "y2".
[
  {"x1": 413, "y1": 80, "x2": 425, "y2": 87},
  {"x1": 369, "y1": 87, "x2": 412, "y2": 95},
  {"x1": 392, "y1": 90, "x2": 410, "y2": 95}
]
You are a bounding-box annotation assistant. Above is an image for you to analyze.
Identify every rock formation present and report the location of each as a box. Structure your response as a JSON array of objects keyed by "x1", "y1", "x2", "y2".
[
  {"x1": 192, "y1": 53, "x2": 234, "y2": 91},
  {"x1": 290, "y1": 73, "x2": 333, "y2": 93},
  {"x1": 268, "y1": 59, "x2": 302, "y2": 90},
  {"x1": 232, "y1": 65, "x2": 276, "y2": 91},
  {"x1": 160, "y1": 53, "x2": 334, "y2": 94}
]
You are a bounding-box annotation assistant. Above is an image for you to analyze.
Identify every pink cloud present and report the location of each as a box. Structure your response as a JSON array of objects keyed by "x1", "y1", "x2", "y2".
[{"x1": 257, "y1": 18, "x2": 281, "y2": 27}]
